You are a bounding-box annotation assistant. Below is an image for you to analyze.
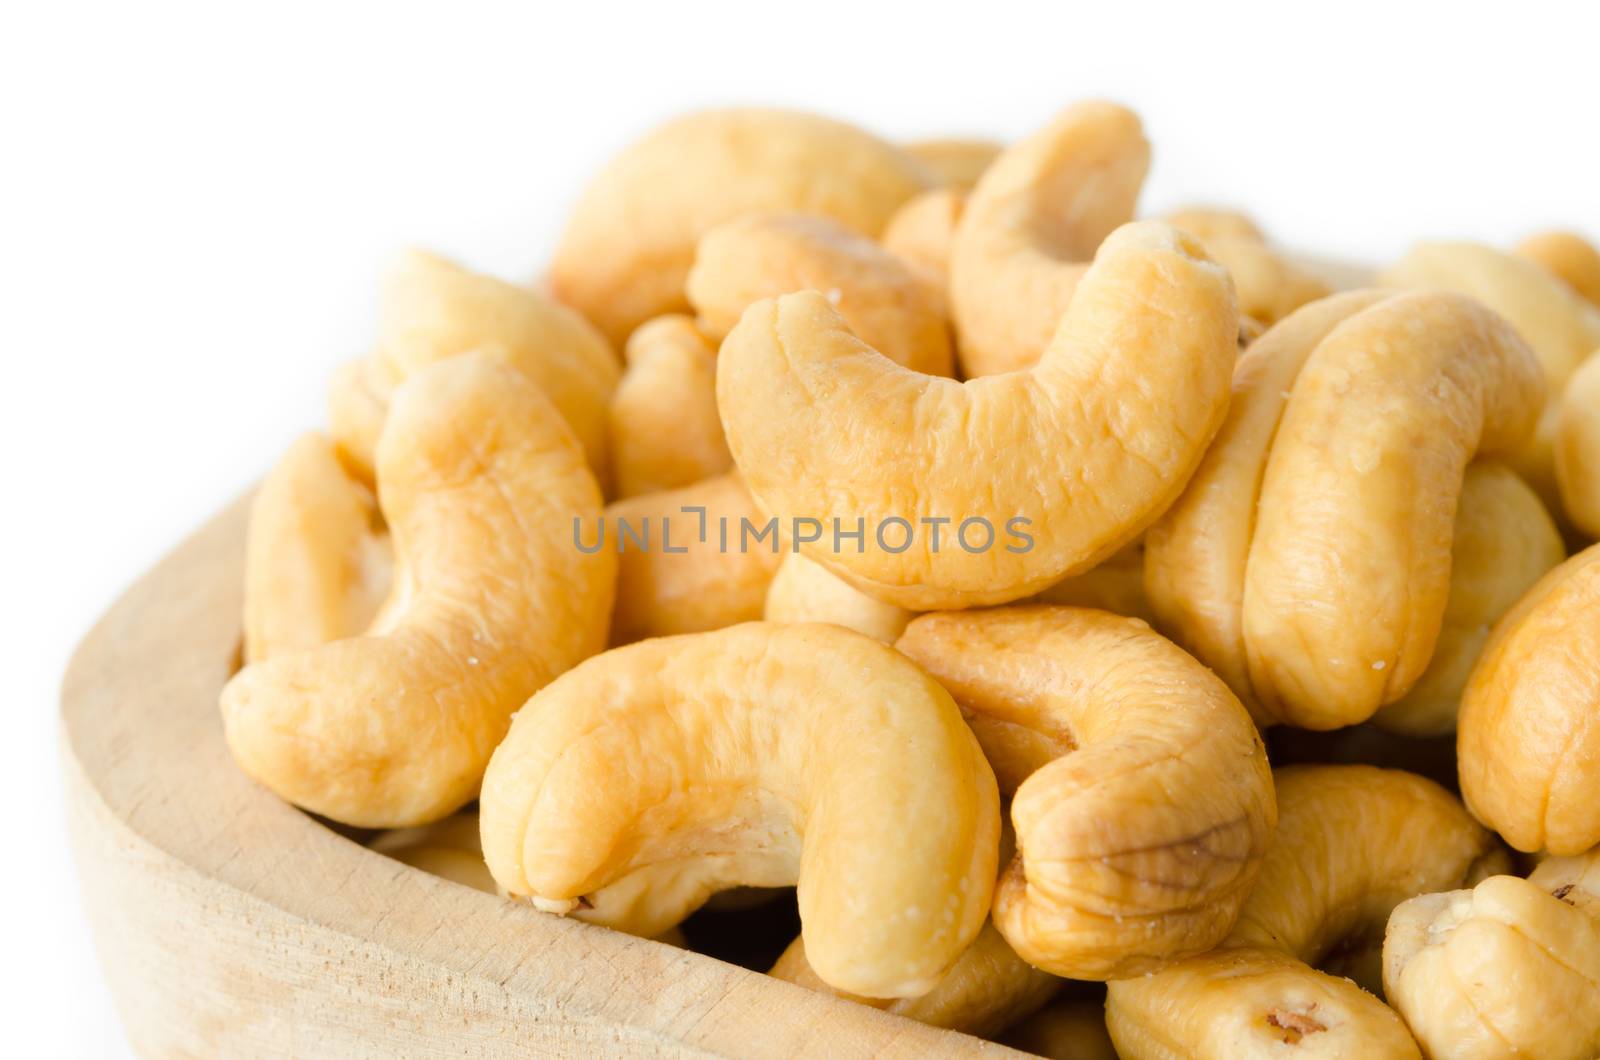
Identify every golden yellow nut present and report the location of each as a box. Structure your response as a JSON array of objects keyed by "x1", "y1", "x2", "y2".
[
  {"x1": 718, "y1": 221, "x2": 1237, "y2": 610},
  {"x1": 1458, "y1": 544, "x2": 1600, "y2": 855},
  {"x1": 1029, "y1": 538, "x2": 1152, "y2": 622},
  {"x1": 902, "y1": 138, "x2": 1002, "y2": 189},
  {"x1": 221, "y1": 353, "x2": 616, "y2": 828},
  {"x1": 607, "y1": 316, "x2": 731, "y2": 498},
  {"x1": 330, "y1": 249, "x2": 620, "y2": 485},
  {"x1": 949, "y1": 101, "x2": 1149, "y2": 377},
  {"x1": 1516, "y1": 229, "x2": 1600, "y2": 307},
  {"x1": 687, "y1": 211, "x2": 953, "y2": 376},
  {"x1": 763, "y1": 552, "x2": 914, "y2": 644},
  {"x1": 896, "y1": 607, "x2": 1275, "y2": 979},
  {"x1": 1003, "y1": 996, "x2": 1118, "y2": 1060},
  {"x1": 549, "y1": 108, "x2": 928, "y2": 345},
  {"x1": 1163, "y1": 206, "x2": 1331, "y2": 328},
  {"x1": 1556, "y1": 352, "x2": 1600, "y2": 537},
  {"x1": 242, "y1": 433, "x2": 391, "y2": 664},
  {"x1": 605, "y1": 472, "x2": 782, "y2": 644},
  {"x1": 479, "y1": 622, "x2": 1000, "y2": 999},
  {"x1": 370, "y1": 812, "x2": 496, "y2": 894},
  {"x1": 880, "y1": 187, "x2": 965, "y2": 308},
  {"x1": 1371, "y1": 461, "x2": 1565, "y2": 736},
  {"x1": 1147, "y1": 290, "x2": 1546, "y2": 729},
  {"x1": 1106, "y1": 765, "x2": 1508, "y2": 1060}
]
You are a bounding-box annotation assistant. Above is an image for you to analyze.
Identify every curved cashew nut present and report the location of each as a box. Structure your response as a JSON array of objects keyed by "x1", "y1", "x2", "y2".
[
  {"x1": 1458, "y1": 543, "x2": 1600, "y2": 855},
  {"x1": 329, "y1": 249, "x2": 619, "y2": 485},
  {"x1": 1371, "y1": 461, "x2": 1565, "y2": 736},
  {"x1": 895, "y1": 606, "x2": 1275, "y2": 978},
  {"x1": 605, "y1": 472, "x2": 782, "y2": 643},
  {"x1": 1146, "y1": 290, "x2": 1546, "y2": 729},
  {"x1": 763, "y1": 552, "x2": 914, "y2": 644},
  {"x1": 881, "y1": 187, "x2": 965, "y2": 305},
  {"x1": 1384, "y1": 849, "x2": 1600, "y2": 1060},
  {"x1": 1516, "y1": 229, "x2": 1600, "y2": 307},
  {"x1": 608, "y1": 316, "x2": 731, "y2": 498},
  {"x1": 688, "y1": 211, "x2": 954, "y2": 377},
  {"x1": 718, "y1": 221, "x2": 1237, "y2": 610},
  {"x1": 478, "y1": 622, "x2": 1000, "y2": 999},
  {"x1": 242, "y1": 433, "x2": 391, "y2": 664},
  {"x1": 549, "y1": 108, "x2": 928, "y2": 345},
  {"x1": 222, "y1": 353, "x2": 616, "y2": 827},
  {"x1": 1556, "y1": 352, "x2": 1600, "y2": 537},
  {"x1": 948, "y1": 101, "x2": 1150, "y2": 377},
  {"x1": 370, "y1": 812, "x2": 497, "y2": 894},
  {"x1": 1029, "y1": 539, "x2": 1152, "y2": 622},
  {"x1": 1163, "y1": 206, "x2": 1331, "y2": 328},
  {"x1": 903, "y1": 138, "x2": 1002, "y2": 189},
  {"x1": 1105, "y1": 765, "x2": 1508, "y2": 1060}
]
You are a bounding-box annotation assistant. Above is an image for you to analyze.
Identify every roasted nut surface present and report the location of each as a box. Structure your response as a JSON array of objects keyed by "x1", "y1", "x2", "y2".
[
  {"x1": 896, "y1": 606, "x2": 1275, "y2": 979},
  {"x1": 718, "y1": 221, "x2": 1236, "y2": 610},
  {"x1": 1556, "y1": 352, "x2": 1600, "y2": 537},
  {"x1": 949, "y1": 101, "x2": 1150, "y2": 377},
  {"x1": 1147, "y1": 290, "x2": 1546, "y2": 729},
  {"x1": 549, "y1": 108, "x2": 928, "y2": 344},
  {"x1": 1105, "y1": 765, "x2": 1507, "y2": 1060},
  {"x1": 607, "y1": 315, "x2": 731, "y2": 498},
  {"x1": 222, "y1": 353, "x2": 615, "y2": 827},
  {"x1": 479, "y1": 622, "x2": 999, "y2": 999},
  {"x1": 1458, "y1": 543, "x2": 1600, "y2": 855}
]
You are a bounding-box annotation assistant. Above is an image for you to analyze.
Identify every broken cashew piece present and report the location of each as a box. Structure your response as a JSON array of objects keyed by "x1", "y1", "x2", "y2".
[
  {"x1": 607, "y1": 316, "x2": 731, "y2": 498},
  {"x1": 1458, "y1": 543, "x2": 1600, "y2": 855},
  {"x1": 763, "y1": 552, "x2": 914, "y2": 644},
  {"x1": 903, "y1": 138, "x2": 1001, "y2": 189},
  {"x1": 1556, "y1": 353, "x2": 1600, "y2": 537},
  {"x1": 222, "y1": 353, "x2": 616, "y2": 828},
  {"x1": 329, "y1": 249, "x2": 619, "y2": 485},
  {"x1": 1516, "y1": 229, "x2": 1600, "y2": 307},
  {"x1": 1371, "y1": 461, "x2": 1565, "y2": 736},
  {"x1": 1163, "y1": 206, "x2": 1331, "y2": 327},
  {"x1": 604, "y1": 472, "x2": 782, "y2": 643},
  {"x1": 242, "y1": 433, "x2": 391, "y2": 664},
  {"x1": 895, "y1": 606, "x2": 1276, "y2": 979},
  {"x1": 1146, "y1": 290, "x2": 1546, "y2": 729},
  {"x1": 1105, "y1": 765, "x2": 1508, "y2": 1060},
  {"x1": 1384, "y1": 848, "x2": 1600, "y2": 1060},
  {"x1": 949, "y1": 101, "x2": 1150, "y2": 377},
  {"x1": 687, "y1": 211, "x2": 954, "y2": 376},
  {"x1": 549, "y1": 108, "x2": 928, "y2": 344},
  {"x1": 479, "y1": 622, "x2": 1000, "y2": 999},
  {"x1": 718, "y1": 220, "x2": 1237, "y2": 610}
]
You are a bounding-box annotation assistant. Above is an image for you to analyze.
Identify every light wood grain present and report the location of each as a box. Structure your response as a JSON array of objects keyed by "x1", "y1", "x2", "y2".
[{"x1": 62, "y1": 496, "x2": 1026, "y2": 1058}]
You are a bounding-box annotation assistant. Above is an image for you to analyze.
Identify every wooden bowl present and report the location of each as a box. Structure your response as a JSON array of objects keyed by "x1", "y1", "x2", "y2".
[{"x1": 62, "y1": 498, "x2": 1024, "y2": 1057}]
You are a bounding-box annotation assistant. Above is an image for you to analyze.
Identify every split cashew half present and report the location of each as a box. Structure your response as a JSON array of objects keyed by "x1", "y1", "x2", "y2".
[
  {"x1": 718, "y1": 220, "x2": 1237, "y2": 610},
  {"x1": 1458, "y1": 543, "x2": 1600, "y2": 856},
  {"x1": 1105, "y1": 765, "x2": 1508, "y2": 1060},
  {"x1": 549, "y1": 108, "x2": 928, "y2": 344},
  {"x1": 1384, "y1": 847, "x2": 1600, "y2": 1060},
  {"x1": 1516, "y1": 229, "x2": 1600, "y2": 307},
  {"x1": 607, "y1": 316, "x2": 731, "y2": 498},
  {"x1": 895, "y1": 606, "x2": 1276, "y2": 979},
  {"x1": 1556, "y1": 352, "x2": 1600, "y2": 537},
  {"x1": 1147, "y1": 290, "x2": 1546, "y2": 729},
  {"x1": 949, "y1": 101, "x2": 1150, "y2": 377},
  {"x1": 478, "y1": 622, "x2": 1000, "y2": 999},
  {"x1": 222, "y1": 353, "x2": 616, "y2": 827}
]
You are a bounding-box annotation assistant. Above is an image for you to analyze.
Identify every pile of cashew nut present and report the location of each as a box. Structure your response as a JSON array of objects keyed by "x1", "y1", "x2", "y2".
[{"x1": 221, "y1": 100, "x2": 1600, "y2": 1058}]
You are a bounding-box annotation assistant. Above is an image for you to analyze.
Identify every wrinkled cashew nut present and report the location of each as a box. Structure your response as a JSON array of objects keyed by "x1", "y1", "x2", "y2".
[
  {"x1": 479, "y1": 622, "x2": 999, "y2": 999},
  {"x1": 222, "y1": 353, "x2": 615, "y2": 827},
  {"x1": 1105, "y1": 765, "x2": 1508, "y2": 1060},
  {"x1": 1147, "y1": 290, "x2": 1546, "y2": 729},
  {"x1": 1163, "y1": 206, "x2": 1331, "y2": 328},
  {"x1": 549, "y1": 108, "x2": 928, "y2": 344},
  {"x1": 718, "y1": 220, "x2": 1237, "y2": 610},
  {"x1": 607, "y1": 315, "x2": 731, "y2": 498},
  {"x1": 895, "y1": 606, "x2": 1275, "y2": 979}
]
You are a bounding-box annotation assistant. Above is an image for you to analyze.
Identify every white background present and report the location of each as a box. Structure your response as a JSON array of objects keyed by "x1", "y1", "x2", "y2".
[{"x1": 4, "y1": 1, "x2": 1597, "y2": 1054}]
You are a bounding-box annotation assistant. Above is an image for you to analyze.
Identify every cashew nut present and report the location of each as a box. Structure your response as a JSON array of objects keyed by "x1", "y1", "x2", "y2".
[
  {"x1": 903, "y1": 138, "x2": 1002, "y2": 189},
  {"x1": 895, "y1": 606, "x2": 1275, "y2": 978},
  {"x1": 242, "y1": 433, "x2": 391, "y2": 664},
  {"x1": 478, "y1": 622, "x2": 1000, "y2": 999},
  {"x1": 718, "y1": 221, "x2": 1237, "y2": 610},
  {"x1": 1105, "y1": 765, "x2": 1509, "y2": 1060},
  {"x1": 687, "y1": 211, "x2": 954, "y2": 376},
  {"x1": 1516, "y1": 229, "x2": 1600, "y2": 307},
  {"x1": 370, "y1": 812, "x2": 496, "y2": 894},
  {"x1": 1029, "y1": 538, "x2": 1152, "y2": 622},
  {"x1": 1163, "y1": 206, "x2": 1331, "y2": 328},
  {"x1": 880, "y1": 187, "x2": 965, "y2": 306},
  {"x1": 607, "y1": 315, "x2": 731, "y2": 498},
  {"x1": 222, "y1": 353, "x2": 616, "y2": 827},
  {"x1": 549, "y1": 108, "x2": 928, "y2": 345},
  {"x1": 763, "y1": 552, "x2": 914, "y2": 644},
  {"x1": 606, "y1": 472, "x2": 782, "y2": 643},
  {"x1": 1383, "y1": 848, "x2": 1600, "y2": 1060},
  {"x1": 1146, "y1": 290, "x2": 1546, "y2": 729},
  {"x1": 1556, "y1": 352, "x2": 1600, "y2": 537},
  {"x1": 329, "y1": 249, "x2": 619, "y2": 485},
  {"x1": 948, "y1": 101, "x2": 1150, "y2": 377},
  {"x1": 1370, "y1": 461, "x2": 1565, "y2": 736},
  {"x1": 1458, "y1": 543, "x2": 1600, "y2": 856},
  {"x1": 1003, "y1": 996, "x2": 1118, "y2": 1060}
]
